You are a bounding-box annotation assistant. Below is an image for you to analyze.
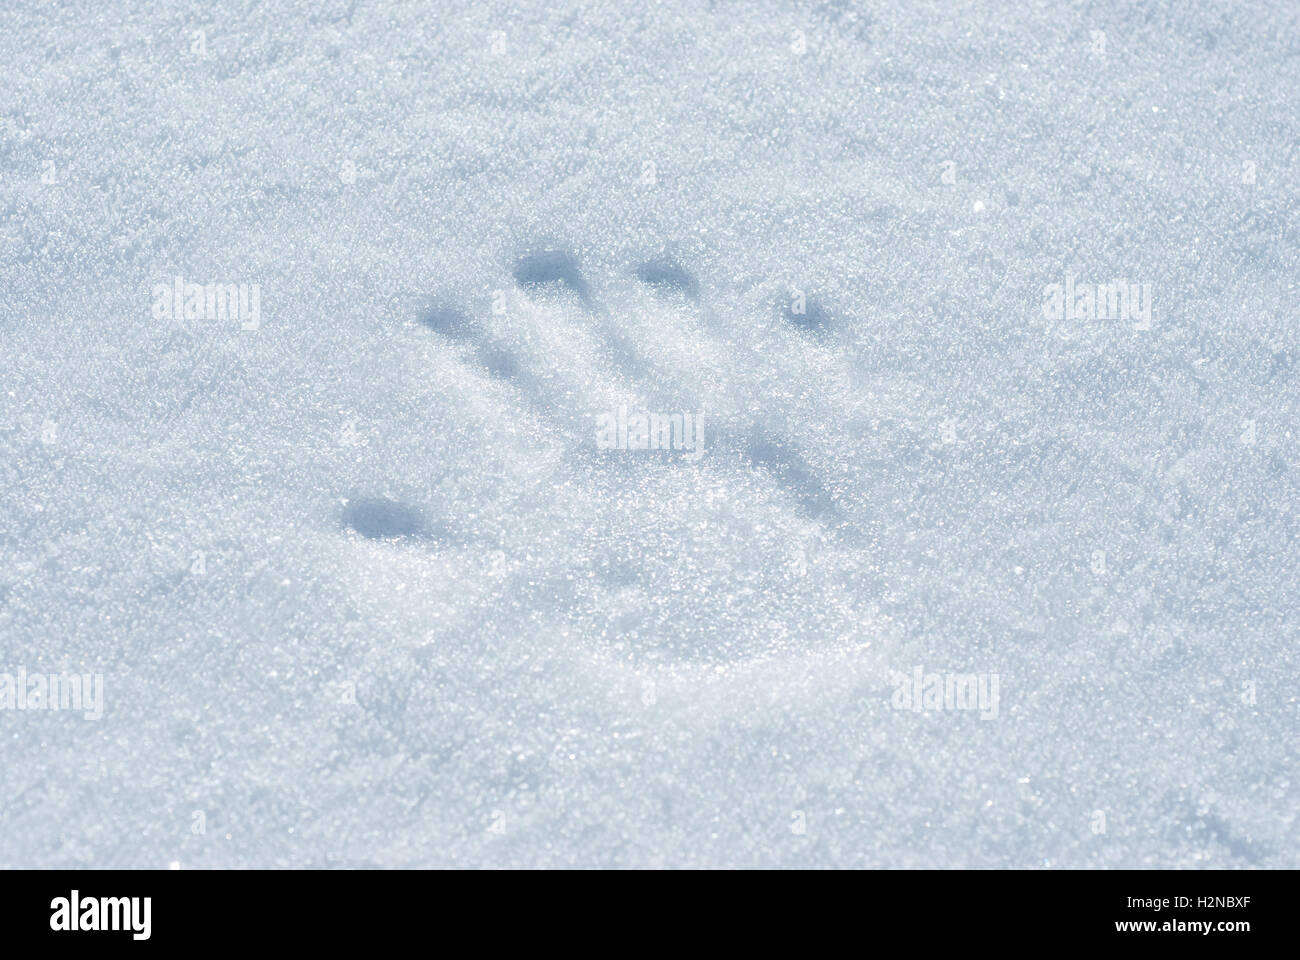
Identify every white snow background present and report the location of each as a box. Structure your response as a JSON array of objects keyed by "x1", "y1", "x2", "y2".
[{"x1": 1, "y1": 0, "x2": 1297, "y2": 867}]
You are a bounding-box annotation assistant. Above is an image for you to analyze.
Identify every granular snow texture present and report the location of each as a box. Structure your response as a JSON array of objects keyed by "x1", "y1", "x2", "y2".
[{"x1": 0, "y1": 0, "x2": 1297, "y2": 867}]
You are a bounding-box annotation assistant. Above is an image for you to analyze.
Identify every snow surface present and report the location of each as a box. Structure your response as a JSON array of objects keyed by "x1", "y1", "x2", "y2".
[{"x1": 1, "y1": 0, "x2": 1297, "y2": 867}]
